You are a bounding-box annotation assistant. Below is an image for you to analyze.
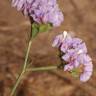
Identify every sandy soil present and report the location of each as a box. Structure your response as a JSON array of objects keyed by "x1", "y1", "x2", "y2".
[{"x1": 0, "y1": 0, "x2": 96, "y2": 96}]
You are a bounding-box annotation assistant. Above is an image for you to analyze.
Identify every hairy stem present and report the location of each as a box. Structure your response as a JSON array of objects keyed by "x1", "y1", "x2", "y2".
[
  {"x1": 26, "y1": 65, "x2": 58, "y2": 72},
  {"x1": 10, "y1": 39, "x2": 32, "y2": 96}
]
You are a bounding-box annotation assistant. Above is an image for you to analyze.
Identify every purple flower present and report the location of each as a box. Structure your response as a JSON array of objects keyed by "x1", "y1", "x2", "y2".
[
  {"x1": 61, "y1": 37, "x2": 86, "y2": 53},
  {"x1": 79, "y1": 55, "x2": 93, "y2": 82},
  {"x1": 72, "y1": 38, "x2": 82, "y2": 47},
  {"x1": 52, "y1": 31, "x2": 86, "y2": 53},
  {"x1": 63, "y1": 52, "x2": 93, "y2": 82},
  {"x1": 53, "y1": 31, "x2": 93, "y2": 82},
  {"x1": 12, "y1": 0, "x2": 64, "y2": 26},
  {"x1": 60, "y1": 35, "x2": 73, "y2": 53},
  {"x1": 52, "y1": 31, "x2": 71, "y2": 47},
  {"x1": 75, "y1": 43, "x2": 87, "y2": 54},
  {"x1": 80, "y1": 71, "x2": 92, "y2": 82},
  {"x1": 62, "y1": 49, "x2": 80, "y2": 69}
]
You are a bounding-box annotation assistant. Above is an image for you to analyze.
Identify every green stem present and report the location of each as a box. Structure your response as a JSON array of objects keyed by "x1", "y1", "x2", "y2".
[
  {"x1": 26, "y1": 66, "x2": 58, "y2": 72},
  {"x1": 10, "y1": 39, "x2": 32, "y2": 96}
]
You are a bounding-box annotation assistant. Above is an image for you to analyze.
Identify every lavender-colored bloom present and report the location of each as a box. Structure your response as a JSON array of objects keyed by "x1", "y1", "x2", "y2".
[
  {"x1": 62, "y1": 49, "x2": 77, "y2": 62},
  {"x1": 52, "y1": 31, "x2": 71, "y2": 48},
  {"x1": 72, "y1": 38, "x2": 82, "y2": 47},
  {"x1": 60, "y1": 35, "x2": 73, "y2": 53},
  {"x1": 80, "y1": 61, "x2": 93, "y2": 82},
  {"x1": 63, "y1": 51, "x2": 93, "y2": 82},
  {"x1": 12, "y1": 0, "x2": 64, "y2": 26},
  {"x1": 64, "y1": 64, "x2": 74, "y2": 71},
  {"x1": 53, "y1": 31, "x2": 93, "y2": 82},
  {"x1": 52, "y1": 34, "x2": 63, "y2": 47},
  {"x1": 75, "y1": 43, "x2": 87, "y2": 54},
  {"x1": 53, "y1": 31, "x2": 87, "y2": 54},
  {"x1": 77, "y1": 54, "x2": 93, "y2": 82},
  {"x1": 62, "y1": 49, "x2": 80, "y2": 69},
  {"x1": 77, "y1": 54, "x2": 92, "y2": 66},
  {"x1": 61, "y1": 37, "x2": 86, "y2": 53},
  {"x1": 80, "y1": 71, "x2": 92, "y2": 82}
]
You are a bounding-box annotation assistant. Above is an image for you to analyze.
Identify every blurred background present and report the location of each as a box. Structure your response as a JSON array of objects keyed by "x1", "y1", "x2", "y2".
[{"x1": 0, "y1": 0, "x2": 96, "y2": 96}]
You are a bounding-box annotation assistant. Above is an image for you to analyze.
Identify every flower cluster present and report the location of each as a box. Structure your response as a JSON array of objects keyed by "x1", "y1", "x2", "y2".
[
  {"x1": 52, "y1": 31, "x2": 93, "y2": 82},
  {"x1": 12, "y1": 0, "x2": 64, "y2": 27}
]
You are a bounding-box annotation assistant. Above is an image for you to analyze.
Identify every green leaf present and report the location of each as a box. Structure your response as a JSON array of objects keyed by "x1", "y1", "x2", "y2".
[
  {"x1": 31, "y1": 23, "x2": 39, "y2": 38},
  {"x1": 39, "y1": 23, "x2": 52, "y2": 32}
]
